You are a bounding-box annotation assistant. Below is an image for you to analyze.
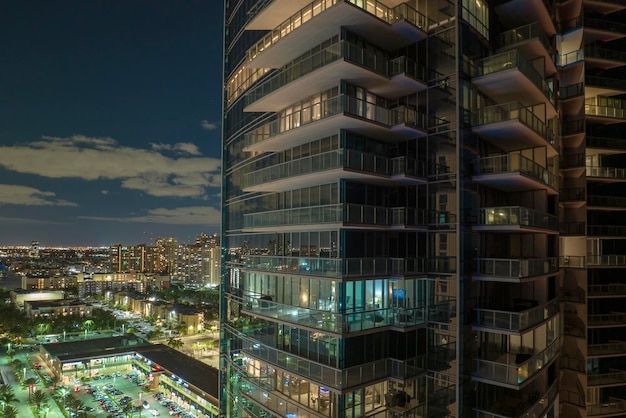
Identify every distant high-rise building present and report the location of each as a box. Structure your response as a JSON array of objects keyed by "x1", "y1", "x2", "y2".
[
  {"x1": 152, "y1": 237, "x2": 178, "y2": 275},
  {"x1": 109, "y1": 244, "x2": 146, "y2": 272},
  {"x1": 29, "y1": 241, "x2": 40, "y2": 258},
  {"x1": 221, "y1": 1, "x2": 626, "y2": 417}
]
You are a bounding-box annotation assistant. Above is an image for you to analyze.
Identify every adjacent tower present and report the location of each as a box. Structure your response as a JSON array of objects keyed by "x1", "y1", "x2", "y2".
[{"x1": 221, "y1": 1, "x2": 626, "y2": 417}]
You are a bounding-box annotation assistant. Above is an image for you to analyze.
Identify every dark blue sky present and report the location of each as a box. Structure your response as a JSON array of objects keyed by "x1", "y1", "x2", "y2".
[{"x1": 0, "y1": 1, "x2": 223, "y2": 246}]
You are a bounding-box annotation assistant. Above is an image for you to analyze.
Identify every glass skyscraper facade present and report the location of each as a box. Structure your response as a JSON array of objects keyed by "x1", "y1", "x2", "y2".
[{"x1": 221, "y1": 1, "x2": 626, "y2": 417}]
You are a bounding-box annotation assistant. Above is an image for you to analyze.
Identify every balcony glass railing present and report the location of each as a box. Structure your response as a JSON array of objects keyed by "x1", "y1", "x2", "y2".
[
  {"x1": 587, "y1": 136, "x2": 626, "y2": 150},
  {"x1": 588, "y1": 255, "x2": 626, "y2": 266},
  {"x1": 556, "y1": 49, "x2": 584, "y2": 67},
  {"x1": 588, "y1": 313, "x2": 626, "y2": 327},
  {"x1": 561, "y1": 286, "x2": 585, "y2": 303},
  {"x1": 589, "y1": 283, "x2": 626, "y2": 297},
  {"x1": 242, "y1": 255, "x2": 426, "y2": 278},
  {"x1": 243, "y1": 203, "x2": 427, "y2": 229},
  {"x1": 587, "y1": 165, "x2": 626, "y2": 179},
  {"x1": 476, "y1": 102, "x2": 558, "y2": 149},
  {"x1": 558, "y1": 15, "x2": 582, "y2": 33},
  {"x1": 499, "y1": 22, "x2": 552, "y2": 52},
  {"x1": 588, "y1": 195, "x2": 626, "y2": 208},
  {"x1": 244, "y1": 94, "x2": 426, "y2": 149},
  {"x1": 560, "y1": 153, "x2": 585, "y2": 169},
  {"x1": 243, "y1": 149, "x2": 427, "y2": 188},
  {"x1": 586, "y1": 104, "x2": 626, "y2": 120},
  {"x1": 588, "y1": 398, "x2": 626, "y2": 416},
  {"x1": 560, "y1": 187, "x2": 585, "y2": 202},
  {"x1": 247, "y1": 0, "x2": 433, "y2": 65},
  {"x1": 585, "y1": 45, "x2": 626, "y2": 63},
  {"x1": 233, "y1": 293, "x2": 429, "y2": 333},
  {"x1": 586, "y1": 17, "x2": 626, "y2": 34},
  {"x1": 246, "y1": 37, "x2": 429, "y2": 107},
  {"x1": 561, "y1": 118, "x2": 585, "y2": 136},
  {"x1": 588, "y1": 341, "x2": 626, "y2": 357},
  {"x1": 560, "y1": 221, "x2": 585, "y2": 235},
  {"x1": 476, "y1": 380, "x2": 558, "y2": 418},
  {"x1": 477, "y1": 206, "x2": 557, "y2": 230},
  {"x1": 588, "y1": 225, "x2": 626, "y2": 236},
  {"x1": 588, "y1": 370, "x2": 626, "y2": 386},
  {"x1": 560, "y1": 255, "x2": 585, "y2": 268},
  {"x1": 475, "y1": 338, "x2": 559, "y2": 386},
  {"x1": 475, "y1": 299, "x2": 559, "y2": 332},
  {"x1": 586, "y1": 75, "x2": 626, "y2": 92},
  {"x1": 474, "y1": 257, "x2": 558, "y2": 279},
  {"x1": 560, "y1": 82, "x2": 584, "y2": 100},
  {"x1": 474, "y1": 51, "x2": 555, "y2": 102},
  {"x1": 477, "y1": 154, "x2": 558, "y2": 190}
]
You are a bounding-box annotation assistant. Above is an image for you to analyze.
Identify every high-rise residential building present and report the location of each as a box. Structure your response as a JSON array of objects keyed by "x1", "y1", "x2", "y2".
[
  {"x1": 221, "y1": 1, "x2": 626, "y2": 417},
  {"x1": 109, "y1": 244, "x2": 146, "y2": 272},
  {"x1": 151, "y1": 237, "x2": 179, "y2": 275}
]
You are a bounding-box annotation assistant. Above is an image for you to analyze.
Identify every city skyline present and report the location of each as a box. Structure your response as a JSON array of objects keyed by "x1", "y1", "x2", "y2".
[{"x1": 0, "y1": 1, "x2": 224, "y2": 246}]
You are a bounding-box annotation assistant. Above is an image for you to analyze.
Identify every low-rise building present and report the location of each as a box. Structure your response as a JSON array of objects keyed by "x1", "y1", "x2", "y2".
[{"x1": 24, "y1": 299, "x2": 92, "y2": 319}]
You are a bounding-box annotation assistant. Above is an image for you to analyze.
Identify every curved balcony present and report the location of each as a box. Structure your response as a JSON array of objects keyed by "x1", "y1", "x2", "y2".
[
  {"x1": 560, "y1": 82, "x2": 584, "y2": 101},
  {"x1": 588, "y1": 312, "x2": 626, "y2": 328},
  {"x1": 585, "y1": 17, "x2": 626, "y2": 43},
  {"x1": 472, "y1": 52, "x2": 556, "y2": 116},
  {"x1": 588, "y1": 195, "x2": 626, "y2": 210},
  {"x1": 589, "y1": 283, "x2": 626, "y2": 298},
  {"x1": 241, "y1": 255, "x2": 426, "y2": 279},
  {"x1": 560, "y1": 255, "x2": 586, "y2": 269},
  {"x1": 586, "y1": 166, "x2": 626, "y2": 182},
  {"x1": 584, "y1": 45, "x2": 626, "y2": 70},
  {"x1": 243, "y1": 149, "x2": 426, "y2": 192},
  {"x1": 585, "y1": 104, "x2": 626, "y2": 124},
  {"x1": 245, "y1": 39, "x2": 428, "y2": 112},
  {"x1": 557, "y1": 49, "x2": 584, "y2": 68},
  {"x1": 473, "y1": 206, "x2": 558, "y2": 233},
  {"x1": 561, "y1": 286, "x2": 586, "y2": 303},
  {"x1": 235, "y1": 294, "x2": 427, "y2": 334},
  {"x1": 497, "y1": 22, "x2": 555, "y2": 73},
  {"x1": 473, "y1": 257, "x2": 559, "y2": 282},
  {"x1": 588, "y1": 341, "x2": 626, "y2": 358},
  {"x1": 473, "y1": 154, "x2": 558, "y2": 195},
  {"x1": 561, "y1": 352, "x2": 586, "y2": 373},
  {"x1": 588, "y1": 398, "x2": 626, "y2": 416},
  {"x1": 242, "y1": 203, "x2": 427, "y2": 232},
  {"x1": 246, "y1": 0, "x2": 430, "y2": 47},
  {"x1": 586, "y1": 75, "x2": 626, "y2": 97},
  {"x1": 588, "y1": 370, "x2": 626, "y2": 387},
  {"x1": 244, "y1": 94, "x2": 427, "y2": 152},
  {"x1": 474, "y1": 299, "x2": 559, "y2": 334},
  {"x1": 246, "y1": 0, "x2": 429, "y2": 68},
  {"x1": 560, "y1": 152, "x2": 585, "y2": 171},
  {"x1": 473, "y1": 338, "x2": 560, "y2": 389},
  {"x1": 494, "y1": 0, "x2": 556, "y2": 37},
  {"x1": 588, "y1": 225, "x2": 626, "y2": 237},
  {"x1": 588, "y1": 255, "x2": 626, "y2": 267},
  {"x1": 587, "y1": 136, "x2": 626, "y2": 153},
  {"x1": 473, "y1": 102, "x2": 559, "y2": 156},
  {"x1": 583, "y1": 0, "x2": 626, "y2": 15},
  {"x1": 560, "y1": 187, "x2": 586, "y2": 208},
  {"x1": 475, "y1": 380, "x2": 558, "y2": 418}
]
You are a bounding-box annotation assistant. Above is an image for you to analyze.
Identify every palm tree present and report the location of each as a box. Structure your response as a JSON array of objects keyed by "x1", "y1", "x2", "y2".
[
  {"x1": 0, "y1": 385, "x2": 19, "y2": 410},
  {"x1": 23, "y1": 377, "x2": 37, "y2": 401},
  {"x1": 37, "y1": 323, "x2": 49, "y2": 338},
  {"x1": 1, "y1": 405, "x2": 18, "y2": 418},
  {"x1": 166, "y1": 337, "x2": 184, "y2": 350},
  {"x1": 30, "y1": 390, "x2": 48, "y2": 414},
  {"x1": 81, "y1": 319, "x2": 95, "y2": 335}
]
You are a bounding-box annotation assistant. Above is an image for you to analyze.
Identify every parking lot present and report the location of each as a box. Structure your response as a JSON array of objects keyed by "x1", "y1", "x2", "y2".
[{"x1": 53, "y1": 368, "x2": 202, "y2": 417}]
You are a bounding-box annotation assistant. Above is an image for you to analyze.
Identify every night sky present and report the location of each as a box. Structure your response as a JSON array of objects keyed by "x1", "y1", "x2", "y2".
[{"x1": 0, "y1": 1, "x2": 223, "y2": 246}]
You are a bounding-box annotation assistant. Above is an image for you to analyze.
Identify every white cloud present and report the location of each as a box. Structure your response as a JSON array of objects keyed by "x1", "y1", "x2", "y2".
[
  {"x1": 101, "y1": 190, "x2": 109, "y2": 195},
  {"x1": 200, "y1": 120, "x2": 219, "y2": 130},
  {"x1": 0, "y1": 135, "x2": 221, "y2": 198},
  {"x1": 0, "y1": 184, "x2": 77, "y2": 207},
  {"x1": 80, "y1": 205, "x2": 221, "y2": 225},
  {"x1": 150, "y1": 142, "x2": 202, "y2": 156}
]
